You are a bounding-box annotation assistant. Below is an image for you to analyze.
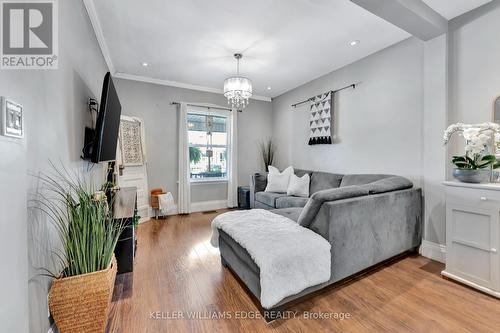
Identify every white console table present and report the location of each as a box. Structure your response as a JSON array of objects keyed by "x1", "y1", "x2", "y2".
[{"x1": 442, "y1": 181, "x2": 500, "y2": 298}]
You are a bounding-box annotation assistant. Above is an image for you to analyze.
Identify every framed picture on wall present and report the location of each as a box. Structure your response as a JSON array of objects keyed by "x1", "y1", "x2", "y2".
[{"x1": 119, "y1": 117, "x2": 144, "y2": 166}]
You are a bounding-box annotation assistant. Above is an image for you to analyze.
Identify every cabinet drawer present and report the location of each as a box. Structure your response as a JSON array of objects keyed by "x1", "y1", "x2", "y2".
[
  {"x1": 449, "y1": 206, "x2": 494, "y2": 249},
  {"x1": 449, "y1": 241, "x2": 496, "y2": 287},
  {"x1": 446, "y1": 203, "x2": 500, "y2": 290},
  {"x1": 446, "y1": 186, "x2": 500, "y2": 210}
]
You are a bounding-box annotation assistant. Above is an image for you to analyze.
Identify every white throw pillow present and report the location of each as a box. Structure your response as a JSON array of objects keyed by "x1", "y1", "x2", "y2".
[
  {"x1": 287, "y1": 173, "x2": 310, "y2": 197},
  {"x1": 265, "y1": 166, "x2": 294, "y2": 193}
]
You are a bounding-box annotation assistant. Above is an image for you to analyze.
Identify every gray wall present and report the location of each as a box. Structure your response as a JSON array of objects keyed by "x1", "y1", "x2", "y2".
[
  {"x1": 0, "y1": 116, "x2": 28, "y2": 333},
  {"x1": 271, "y1": 36, "x2": 445, "y2": 246},
  {"x1": 113, "y1": 79, "x2": 273, "y2": 204},
  {"x1": 0, "y1": 1, "x2": 108, "y2": 332},
  {"x1": 271, "y1": 2, "x2": 500, "y2": 249},
  {"x1": 422, "y1": 35, "x2": 447, "y2": 246},
  {"x1": 421, "y1": 2, "x2": 500, "y2": 246},
  {"x1": 272, "y1": 38, "x2": 424, "y2": 185},
  {"x1": 449, "y1": 2, "x2": 500, "y2": 138}
]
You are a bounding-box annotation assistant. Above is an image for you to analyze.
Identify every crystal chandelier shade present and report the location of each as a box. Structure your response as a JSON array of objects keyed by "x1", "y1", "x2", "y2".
[{"x1": 223, "y1": 54, "x2": 253, "y2": 110}]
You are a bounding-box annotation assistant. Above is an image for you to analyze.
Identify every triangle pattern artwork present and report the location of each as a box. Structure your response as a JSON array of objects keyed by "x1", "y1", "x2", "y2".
[{"x1": 308, "y1": 91, "x2": 334, "y2": 145}]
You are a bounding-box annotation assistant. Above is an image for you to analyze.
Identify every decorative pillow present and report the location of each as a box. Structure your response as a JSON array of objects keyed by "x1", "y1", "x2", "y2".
[
  {"x1": 265, "y1": 166, "x2": 294, "y2": 193},
  {"x1": 287, "y1": 173, "x2": 310, "y2": 198}
]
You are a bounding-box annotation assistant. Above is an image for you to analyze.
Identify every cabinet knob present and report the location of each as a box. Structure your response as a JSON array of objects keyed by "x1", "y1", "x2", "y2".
[
  {"x1": 491, "y1": 248, "x2": 498, "y2": 253},
  {"x1": 480, "y1": 196, "x2": 488, "y2": 201}
]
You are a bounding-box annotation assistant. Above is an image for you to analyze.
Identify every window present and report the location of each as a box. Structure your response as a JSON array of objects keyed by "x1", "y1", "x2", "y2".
[{"x1": 188, "y1": 111, "x2": 228, "y2": 181}]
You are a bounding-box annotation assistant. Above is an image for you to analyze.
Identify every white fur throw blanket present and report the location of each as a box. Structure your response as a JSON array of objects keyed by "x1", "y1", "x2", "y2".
[{"x1": 211, "y1": 209, "x2": 331, "y2": 309}]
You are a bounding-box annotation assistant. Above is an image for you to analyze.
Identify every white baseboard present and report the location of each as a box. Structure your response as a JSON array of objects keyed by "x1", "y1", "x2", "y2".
[
  {"x1": 190, "y1": 200, "x2": 227, "y2": 213},
  {"x1": 420, "y1": 240, "x2": 446, "y2": 263}
]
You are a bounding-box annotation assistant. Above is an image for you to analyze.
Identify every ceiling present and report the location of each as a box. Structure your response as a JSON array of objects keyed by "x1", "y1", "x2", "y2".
[
  {"x1": 422, "y1": 0, "x2": 491, "y2": 20},
  {"x1": 88, "y1": 0, "x2": 490, "y2": 99}
]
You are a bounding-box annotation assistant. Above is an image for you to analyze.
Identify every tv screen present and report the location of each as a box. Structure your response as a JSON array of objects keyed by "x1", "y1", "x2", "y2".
[{"x1": 91, "y1": 72, "x2": 122, "y2": 163}]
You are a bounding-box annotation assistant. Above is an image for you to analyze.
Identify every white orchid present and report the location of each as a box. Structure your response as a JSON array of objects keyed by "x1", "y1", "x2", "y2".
[
  {"x1": 463, "y1": 128, "x2": 480, "y2": 141},
  {"x1": 464, "y1": 132, "x2": 493, "y2": 155},
  {"x1": 443, "y1": 122, "x2": 500, "y2": 145},
  {"x1": 444, "y1": 122, "x2": 500, "y2": 170}
]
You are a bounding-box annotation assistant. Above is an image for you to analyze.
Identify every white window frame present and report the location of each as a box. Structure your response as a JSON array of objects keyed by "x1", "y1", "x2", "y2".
[{"x1": 187, "y1": 106, "x2": 231, "y2": 183}]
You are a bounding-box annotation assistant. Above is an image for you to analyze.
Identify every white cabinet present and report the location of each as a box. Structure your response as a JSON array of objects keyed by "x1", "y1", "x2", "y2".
[{"x1": 442, "y1": 181, "x2": 500, "y2": 298}]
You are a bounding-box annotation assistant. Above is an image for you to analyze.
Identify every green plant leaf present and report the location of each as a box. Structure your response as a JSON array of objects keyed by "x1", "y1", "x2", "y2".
[
  {"x1": 477, "y1": 162, "x2": 494, "y2": 168},
  {"x1": 32, "y1": 164, "x2": 126, "y2": 278},
  {"x1": 453, "y1": 161, "x2": 469, "y2": 167},
  {"x1": 189, "y1": 147, "x2": 202, "y2": 164},
  {"x1": 474, "y1": 155, "x2": 497, "y2": 169},
  {"x1": 481, "y1": 154, "x2": 496, "y2": 160}
]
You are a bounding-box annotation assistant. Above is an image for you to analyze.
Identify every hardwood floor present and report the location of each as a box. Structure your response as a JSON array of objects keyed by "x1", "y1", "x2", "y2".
[{"x1": 107, "y1": 211, "x2": 500, "y2": 333}]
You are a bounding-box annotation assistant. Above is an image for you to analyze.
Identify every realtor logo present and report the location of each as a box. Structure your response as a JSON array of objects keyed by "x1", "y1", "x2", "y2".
[{"x1": 1, "y1": 0, "x2": 58, "y2": 69}]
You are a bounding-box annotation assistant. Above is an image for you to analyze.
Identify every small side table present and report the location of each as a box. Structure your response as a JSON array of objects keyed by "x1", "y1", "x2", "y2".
[{"x1": 238, "y1": 186, "x2": 251, "y2": 210}]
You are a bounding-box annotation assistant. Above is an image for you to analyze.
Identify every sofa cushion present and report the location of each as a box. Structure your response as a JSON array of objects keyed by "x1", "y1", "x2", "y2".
[
  {"x1": 265, "y1": 166, "x2": 294, "y2": 193},
  {"x1": 251, "y1": 172, "x2": 268, "y2": 192},
  {"x1": 309, "y1": 171, "x2": 344, "y2": 194},
  {"x1": 255, "y1": 201, "x2": 273, "y2": 209},
  {"x1": 340, "y1": 174, "x2": 392, "y2": 187},
  {"x1": 287, "y1": 173, "x2": 310, "y2": 198},
  {"x1": 294, "y1": 169, "x2": 313, "y2": 177},
  {"x1": 359, "y1": 176, "x2": 413, "y2": 194},
  {"x1": 275, "y1": 196, "x2": 309, "y2": 209},
  {"x1": 255, "y1": 191, "x2": 287, "y2": 207},
  {"x1": 271, "y1": 208, "x2": 303, "y2": 222},
  {"x1": 298, "y1": 186, "x2": 369, "y2": 227}
]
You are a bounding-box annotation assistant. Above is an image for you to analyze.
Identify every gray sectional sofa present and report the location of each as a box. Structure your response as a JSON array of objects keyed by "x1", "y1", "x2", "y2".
[
  {"x1": 250, "y1": 169, "x2": 343, "y2": 209},
  {"x1": 218, "y1": 168, "x2": 422, "y2": 319}
]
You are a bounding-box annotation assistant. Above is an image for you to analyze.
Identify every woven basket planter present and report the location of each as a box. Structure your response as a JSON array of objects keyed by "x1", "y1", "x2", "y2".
[{"x1": 48, "y1": 256, "x2": 117, "y2": 333}]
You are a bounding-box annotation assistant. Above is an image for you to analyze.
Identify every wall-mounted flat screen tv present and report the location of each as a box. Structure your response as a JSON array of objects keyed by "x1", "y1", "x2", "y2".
[{"x1": 83, "y1": 72, "x2": 122, "y2": 163}]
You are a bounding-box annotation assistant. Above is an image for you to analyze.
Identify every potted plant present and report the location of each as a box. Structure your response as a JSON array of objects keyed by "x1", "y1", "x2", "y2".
[
  {"x1": 450, "y1": 155, "x2": 496, "y2": 183},
  {"x1": 259, "y1": 137, "x2": 277, "y2": 172},
  {"x1": 35, "y1": 167, "x2": 125, "y2": 333},
  {"x1": 444, "y1": 123, "x2": 500, "y2": 183}
]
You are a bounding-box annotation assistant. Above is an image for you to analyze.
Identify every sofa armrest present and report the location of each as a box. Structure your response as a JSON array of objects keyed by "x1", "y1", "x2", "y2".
[
  {"x1": 309, "y1": 188, "x2": 422, "y2": 282},
  {"x1": 297, "y1": 186, "x2": 369, "y2": 227},
  {"x1": 249, "y1": 172, "x2": 268, "y2": 208}
]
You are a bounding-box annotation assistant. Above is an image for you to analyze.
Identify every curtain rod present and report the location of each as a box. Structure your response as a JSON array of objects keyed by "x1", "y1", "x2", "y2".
[
  {"x1": 170, "y1": 102, "x2": 235, "y2": 112},
  {"x1": 291, "y1": 83, "x2": 357, "y2": 108}
]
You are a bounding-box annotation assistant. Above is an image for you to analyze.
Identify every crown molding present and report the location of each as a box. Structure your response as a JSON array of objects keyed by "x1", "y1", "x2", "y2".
[
  {"x1": 83, "y1": 0, "x2": 272, "y2": 103},
  {"x1": 114, "y1": 73, "x2": 272, "y2": 102},
  {"x1": 83, "y1": 0, "x2": 115, "y2": 74}
]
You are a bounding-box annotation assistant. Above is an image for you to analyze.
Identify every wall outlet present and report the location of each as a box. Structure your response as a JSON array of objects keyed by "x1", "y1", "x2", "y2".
[{"x1": 1, "y1": 97, "x2": 24, "y2": 138}]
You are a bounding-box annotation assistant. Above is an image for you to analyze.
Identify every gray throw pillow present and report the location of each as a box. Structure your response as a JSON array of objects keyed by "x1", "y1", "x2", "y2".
[{"x1": 297, "y1": 186, "x2": 369, "y2": 227}]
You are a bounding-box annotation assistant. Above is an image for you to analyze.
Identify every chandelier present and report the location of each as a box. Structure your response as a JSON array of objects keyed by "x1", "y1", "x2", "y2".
[{"x1": 223, "y1": 53, "x2": 253, "y2": 110}]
